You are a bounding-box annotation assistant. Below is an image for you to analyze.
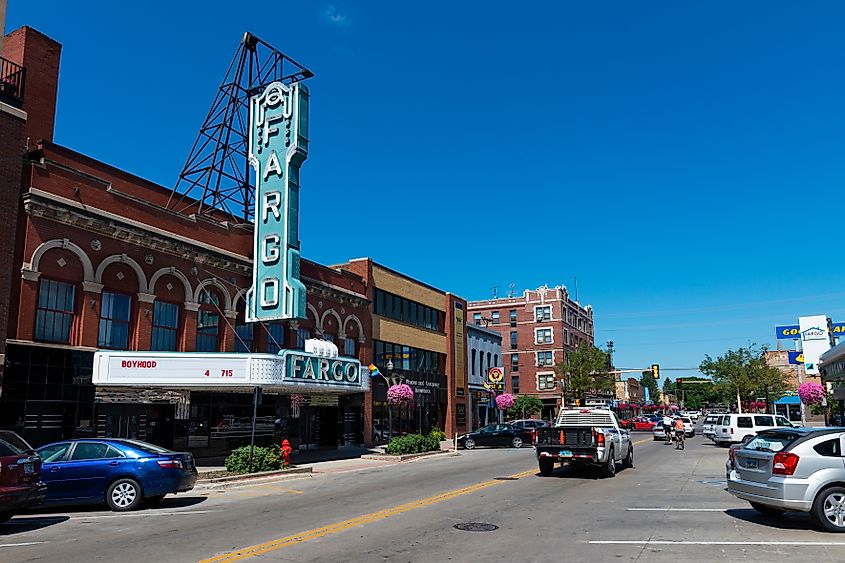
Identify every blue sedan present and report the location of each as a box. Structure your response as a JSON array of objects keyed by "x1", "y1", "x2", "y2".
[{"x1": 36, "y1": 439, "x2": 198, "y2": 511}]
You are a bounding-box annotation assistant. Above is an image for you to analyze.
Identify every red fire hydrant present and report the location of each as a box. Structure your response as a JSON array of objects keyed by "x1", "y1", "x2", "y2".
[{"x1": 280, "y1": 439, "x2": 292, "y2": 468}]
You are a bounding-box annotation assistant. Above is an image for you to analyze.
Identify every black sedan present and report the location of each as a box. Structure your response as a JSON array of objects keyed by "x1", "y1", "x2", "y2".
[{"x1": 458, "y1": 423, "x2": 527, "y2": 449}]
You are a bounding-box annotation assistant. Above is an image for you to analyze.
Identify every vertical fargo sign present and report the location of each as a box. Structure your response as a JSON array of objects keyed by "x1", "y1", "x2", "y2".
[{"x1": 246, "y1": 81, "x2": 309, "y2": 322}]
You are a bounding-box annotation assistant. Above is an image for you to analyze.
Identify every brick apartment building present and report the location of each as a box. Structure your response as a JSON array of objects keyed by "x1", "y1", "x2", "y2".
[{"x1": 468, "y1": 285, "x2": 594, "y2": 420}]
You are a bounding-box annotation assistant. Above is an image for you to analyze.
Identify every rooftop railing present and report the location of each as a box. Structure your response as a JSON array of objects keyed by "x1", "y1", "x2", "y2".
[{"x1": 0, "y1": 56, "x2": 26, "y2": 108}]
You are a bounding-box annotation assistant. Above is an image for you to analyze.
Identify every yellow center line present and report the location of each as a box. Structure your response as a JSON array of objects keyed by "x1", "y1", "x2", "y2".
[
  {"x1": 633, "y1": 438, "x2": 652, "y2": 446},
  {"x1": 198, "y1": 469, "x2": 536, "y2": 563}
]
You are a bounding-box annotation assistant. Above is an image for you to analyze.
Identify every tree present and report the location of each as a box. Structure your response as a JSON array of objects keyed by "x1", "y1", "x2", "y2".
[
  {"x1": 699, "y1": 345, "x2": 787, "y2": 413},
  {"x1": 509, "y1": 395, "x2": 543, "y2": 419},
  {"x1": 555, "y1": 342, "x2": 614, "y2": 404},
  {"x1": 640, "y1": 370, "x2": 659, "y2": 402}
]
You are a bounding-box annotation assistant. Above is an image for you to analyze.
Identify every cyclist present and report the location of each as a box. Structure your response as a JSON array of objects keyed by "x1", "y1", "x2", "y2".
[
  {"x1": 662, "y1": 413, "x2": 673, "y2": 444},
  {"x1": 673, "y1": 416, "x2": 686, "y2": 450}
]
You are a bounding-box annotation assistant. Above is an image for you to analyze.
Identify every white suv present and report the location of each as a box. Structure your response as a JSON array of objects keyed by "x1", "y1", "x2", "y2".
[
  {"x1": 713, "y1": 413, "x2": 794, "y2": 445},
  {"x1": 702, "y1": 414, "x2": 720, "y2": 438}
]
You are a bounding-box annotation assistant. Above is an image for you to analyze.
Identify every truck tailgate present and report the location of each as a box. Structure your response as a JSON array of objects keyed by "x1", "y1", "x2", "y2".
[{"x1": 536, "y1": 426, "x2": 593, "y2": 448}]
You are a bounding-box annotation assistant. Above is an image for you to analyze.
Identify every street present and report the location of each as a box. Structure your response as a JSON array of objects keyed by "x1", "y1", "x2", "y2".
[{"x1": 4, "y1": 426, "x2": 845, "y2": 562}]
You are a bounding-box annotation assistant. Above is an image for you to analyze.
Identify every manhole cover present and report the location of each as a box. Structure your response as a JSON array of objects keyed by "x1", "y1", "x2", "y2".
[
  {"x1": 454, "y1": 522, "x2": 499, "y2": 532},
  {"x1": 493, "y1": 477, "x2": 517, "y2": 481}
]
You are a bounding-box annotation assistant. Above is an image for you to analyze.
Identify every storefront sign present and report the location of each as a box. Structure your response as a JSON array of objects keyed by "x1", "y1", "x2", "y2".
[
  {"x1": 456, "y1": 404, "x2": 466, "y2": 426},
  {"x1": 308, "y1": 394, "x2": 339, "y2": 406},
  {"x1": 454, "y1": 302, "x2": 465, "y2": 396},
  {"x1": 486, "y1": 367, "x2": 505, "y2": 391},
  {"x1": 281, "y1": 350, "x2": 362, "y2": 390},
  {"x1": 777, "y1": 322, "x2": 845, "y2": 340},
  {"x1": 799, "y1": 315, "x2": 832, "y2": 375},
  {"x1": 246, "y1": 80, "x2": 309, "y2": 322},
  {"x1": 788, "y1": 351, "x2": 804, "y2": 365}
]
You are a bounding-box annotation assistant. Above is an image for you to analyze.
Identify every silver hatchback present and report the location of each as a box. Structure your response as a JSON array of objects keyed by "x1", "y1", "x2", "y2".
[{"x1": 727, "y1": 428, "x2": 845, "y2": 532}]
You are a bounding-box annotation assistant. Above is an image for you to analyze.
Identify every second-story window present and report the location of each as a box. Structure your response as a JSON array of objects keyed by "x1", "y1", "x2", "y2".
[
  {"x1": 151, "y1": 301, "x2": 179, "y2": 351},
  {"x1": 537, "y1": 351, "x2": 554, "y2": 367},
  {"x1": 538, "y1": 373, "x2": 556, "y2": 390},
  {"x1": 344, "y1": 337, "x2": 357, "y2": 357},
  {"x1": 471, "y1": 349, "x2": 477, "y2": 375},
  {"x1": 196, "y1": 290, "x2": 220, "y2": 352},
  {"x1": 511, "y1": 375, "x2": 520, "y2": 394},
  {"x1": 535, "y1": 328, "x2": 553, "y2": 344},
  {"x1": 99, "y1": 291, "x2": 132, "y2": 349},
  {"x1": 267, "y1": 322, "x2": 285, "y2": 354},
  {"x1": 511, "y1": 353, "x2": 519, "y2": 372},
  {"x1": 35, "y1": 279, "x2": 76, "y2": 344},
  {"x1": 296, "y1": 327, "x2": 311, "y2": 350}
]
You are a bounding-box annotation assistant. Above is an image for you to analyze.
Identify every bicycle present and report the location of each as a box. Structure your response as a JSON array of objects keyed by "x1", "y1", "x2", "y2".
[
  {"x1": 674, "y1": 428, "x2": 685, "y2": 450},
  {"x1": 664, "y1": 425, "x2": 672, "y2": 444}
]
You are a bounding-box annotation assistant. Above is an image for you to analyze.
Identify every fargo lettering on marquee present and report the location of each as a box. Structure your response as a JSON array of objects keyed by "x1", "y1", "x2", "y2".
[
  {"x1": 246, "y1": 80, "x2": 309, "y2": 322},
  {"x1": 286, "y1": 353, "x2": 360, "y2": 387}
]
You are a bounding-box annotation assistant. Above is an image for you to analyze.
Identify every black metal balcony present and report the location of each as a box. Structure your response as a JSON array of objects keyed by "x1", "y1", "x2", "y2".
[{"x1": 0, "y1": 56, "x2": 26, "y2": 108}]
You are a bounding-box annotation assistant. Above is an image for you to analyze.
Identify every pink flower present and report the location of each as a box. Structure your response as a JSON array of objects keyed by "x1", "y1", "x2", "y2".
[
  {"x1": 387, "y1": 383, "x2": 414, "y2": 406},
  {"x1": 798, "y1": 382, "x2": 825, "y2": 406},
  {"x1": 495, "y1": 393, "x2": 515, "y2": 410}
]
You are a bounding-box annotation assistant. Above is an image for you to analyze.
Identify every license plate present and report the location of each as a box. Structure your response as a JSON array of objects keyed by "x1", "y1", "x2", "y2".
[
  {"x1": 559, "y1": 450, "x2": 572, "y2": 457},
  {"x1": 23, "y1": 463, "x2": 34, "y2": 475},
  {"x1": 746, "y1": 458, "x2": 758, "y2": 469}
]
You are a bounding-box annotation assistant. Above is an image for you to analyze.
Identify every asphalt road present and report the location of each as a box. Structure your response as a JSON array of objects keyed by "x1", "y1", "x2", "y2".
[{"x1": 4, "y1": 426, "x2": 845, "y2": 562}]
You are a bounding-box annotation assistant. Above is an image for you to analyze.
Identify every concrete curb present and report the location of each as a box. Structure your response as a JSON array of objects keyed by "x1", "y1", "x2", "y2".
[
  {"x1": 361, "y1": 449, "x2": 458, "y2": 462},
  {"x1": 197, "y1": 466, "x2": 312, "y2": 484}
]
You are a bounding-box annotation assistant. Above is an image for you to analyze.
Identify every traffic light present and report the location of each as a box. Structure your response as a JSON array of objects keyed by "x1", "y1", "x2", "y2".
[
  {"x1": 651, "y1": 364, "x2": 659, "y2": 379},
  {"x1": 676, "y1": 378, "x2": 682, "y2": 387}
]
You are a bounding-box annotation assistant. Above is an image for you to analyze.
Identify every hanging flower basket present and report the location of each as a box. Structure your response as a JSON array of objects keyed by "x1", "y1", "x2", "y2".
[
  {"x1": 798, "y1": 382, "x2": 825, "y2": 406},
  {"x1": 387, "y1": 383, "x2": 414, "y2": 406},
  {"x1": 670, "y1": 404, "x2": 679, "y2": 411},
  {"x1": 495, "y1": 393, "x2": 515, "y2": 410}
]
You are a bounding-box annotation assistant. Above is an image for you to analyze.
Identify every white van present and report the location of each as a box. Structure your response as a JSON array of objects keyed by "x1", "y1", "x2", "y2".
[{"x1": 712, "y1": 413, "x2": 794, "y2": 445}]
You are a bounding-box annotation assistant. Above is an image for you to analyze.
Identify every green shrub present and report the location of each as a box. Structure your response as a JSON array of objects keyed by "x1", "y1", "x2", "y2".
[
  {"x1": 224, "y1": 445, "x2": 282, "y2": 474},
  {"x1": 429, "y1": 428, "x2": 447, "y2": 442},
  {"x1": 386, "y1": 433, "x2": 442, "y2": 455}
]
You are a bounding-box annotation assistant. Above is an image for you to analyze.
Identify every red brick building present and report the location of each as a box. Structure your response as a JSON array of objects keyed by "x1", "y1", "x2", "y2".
[
  {"x1": 468, "y1": 285, "x2": 595, "y2": 419},
  {"x1": 0, "y1": 26, "x2": 372, "y2": 453}
]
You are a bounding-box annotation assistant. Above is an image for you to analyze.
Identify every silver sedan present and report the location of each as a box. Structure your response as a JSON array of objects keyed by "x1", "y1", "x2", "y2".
[{"x1": 727, "y1": 427, "x2": 845, "y2": 532}]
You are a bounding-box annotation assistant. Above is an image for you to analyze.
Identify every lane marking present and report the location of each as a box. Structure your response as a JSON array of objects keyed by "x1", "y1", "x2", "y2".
[
  {"x1": 67, "y1": 509, "x2": 220, "y2": 520},
  {"x1": 626, "y1": 508, "x2": 737, "y2": 512},
  {"x1": 632, "y1": 438, "x2": 652, "y2": 446},
  {"x1": 590, "y1": 540, "x2": 845, "y2": 546},
  {"x1": 199, "y1": 469, "x2": 536, "y2": 563},
  {"x1": 0, "y1": 542, "x2": 47, "y2": 548}
]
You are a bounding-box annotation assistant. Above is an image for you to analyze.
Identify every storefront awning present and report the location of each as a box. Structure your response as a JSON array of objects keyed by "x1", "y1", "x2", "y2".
[{"x1": 775, "y1": 395, "x2": 801, "y2": 405}]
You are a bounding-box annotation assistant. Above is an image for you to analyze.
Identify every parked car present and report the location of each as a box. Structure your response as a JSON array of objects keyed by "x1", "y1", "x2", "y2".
[
  {"x1": 509, "y1": 419, "x2": 550, "y2": 444},
  {"x1": 535, "y1": 409, "x2": 633, "y2": 478},
  {"x1": 458, "y1": 424, "x2": 527, "y2": 449},
  {"x1": 36, "y1": 438, "x2": 198, "y2": 511},
  {"x1": 727, "y1": 428, "x2": 845, "y2": 532},
  {"x1": 0, "y1": 430, "x2": 47, "y2": 523},
  {"x1": 712, "y1": 413, "x2": 794, "y2": 445},
  {"x1": 627, "y1": 417, "x2": 657, "y2": 431}
]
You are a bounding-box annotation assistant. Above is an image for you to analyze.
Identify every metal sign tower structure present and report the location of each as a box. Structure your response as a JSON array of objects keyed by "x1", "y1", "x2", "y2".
[{"x1": 167, "y1": 32, "x2": 313, "y2": 222}]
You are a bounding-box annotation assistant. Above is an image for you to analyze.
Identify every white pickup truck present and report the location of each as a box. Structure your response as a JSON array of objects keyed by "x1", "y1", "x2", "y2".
[{"x1": 534, "y1": 408, "x2": 633, "y2": 478}]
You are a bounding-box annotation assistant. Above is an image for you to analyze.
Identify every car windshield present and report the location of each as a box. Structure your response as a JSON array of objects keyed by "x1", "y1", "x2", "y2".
[
  {"x1": 0, "y1": 431, "x2": 33, "y2": 456},
  {"x1": 743, "y1": 432, "x2": 798, "y2": 453},
  {"x1": 115, "y1": 439, "x2": 174, "y2": 455}
]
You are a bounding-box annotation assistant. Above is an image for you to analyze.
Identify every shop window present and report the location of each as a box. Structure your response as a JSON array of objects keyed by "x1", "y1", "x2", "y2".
[
  {"x1": 538, "y1": 374, "x2": 555, "y2": 391},
  {"x1": 35, "y1": 279, "x2": 76, "y2": 344},
  {"x1": 535, "y1": 306, "x2": 551, "y2": 322},
  {"x1": 511, "y1": 375, "x2": 520, "y2": 394},
  {"x1": 535, "y1": 328, "x2": 553, "y2": 344},
  {"x1": 344, "y1": 337, "x2": 356, "y2": 357},
  {"x1": 510, "y1": 331, "x2": 518, "y2": 350},
  {"x1": 98, "y1": 290, "x2": 132, "y2": 349},
  {"x1": 509, "y1": 309, "x2": 517, "y2": 327},
  {"x1": 151, "y1": 301, "x2": 179, "y2": 351},
  {"x1": 296, "y1": 327, "x2": 311, "y2": 350},
  {"x1": 537, "y1": 351, "x2": 554, "y2": 367},
  {"x1": 511, "y1": 353, "x2": 519, "y2": 372},
  {"x1": 267, "y1": 322, "x2": 285, "y2": 354}
]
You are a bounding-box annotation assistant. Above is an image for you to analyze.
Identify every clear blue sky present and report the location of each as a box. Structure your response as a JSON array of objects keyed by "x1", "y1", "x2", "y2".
[{"x1": 8, "y1": 2, "x2": 845, "y2": 381}]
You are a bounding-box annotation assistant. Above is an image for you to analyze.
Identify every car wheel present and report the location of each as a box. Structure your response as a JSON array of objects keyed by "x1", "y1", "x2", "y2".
[
  {"x1": 622, "y1": 446, "x2": 634, "y2": 469},
  {"x1": 602, "y1": 449, "x2": 616, "y2": 478},
  {"x1": 464, "y1": 438, "x2": 476, "y2": 450},
  {"x1": 539, "y1": 457, "x2": 554, "y2": 476},
  {"x1": 106, "y1": 478, "x2": 143, "y2": 512},
  {"x1": 750, "y1": 502, "x2": 784, "y2": 516},
  {"x1": 812, "y1": 486, "x2": 845, "y2": 532},
  {"x1": 511, "y1": 437, "x2": 523, "y2": 448},
  {"x1": 0, "y1": 512, "x2": 12, "y2": 524},
  {"x1": 146, "y1": 494, "x2": 167, "y2": 505}
]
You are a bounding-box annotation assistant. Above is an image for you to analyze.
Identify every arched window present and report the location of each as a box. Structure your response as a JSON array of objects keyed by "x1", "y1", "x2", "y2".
[
  {"x1": 234, "y1": 302, "x2": 252, "y2": 353},
  {"x1": 99, "y1": 290, "x2": 132, "y2": 349},
  {"x1": 471, "y1": 349, "x2": 477, "y2": 376},
  {"x1": 494, "y1": 354, "x2": 498, "y2": 368},
  {"x1": 151, "y1": 300, "x2": 180, "y2": 351},
  {"x1": 196, "y1": 289, "x2": 221, "y2": 352},
  {"x1": 35, "y1": 279, "x2": 77, "y2": 344}
]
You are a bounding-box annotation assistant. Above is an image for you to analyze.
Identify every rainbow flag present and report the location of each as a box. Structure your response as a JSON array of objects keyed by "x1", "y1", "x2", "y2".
[{"x1": 368, "y1": 364, "x2": 382, "y2": 378}]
